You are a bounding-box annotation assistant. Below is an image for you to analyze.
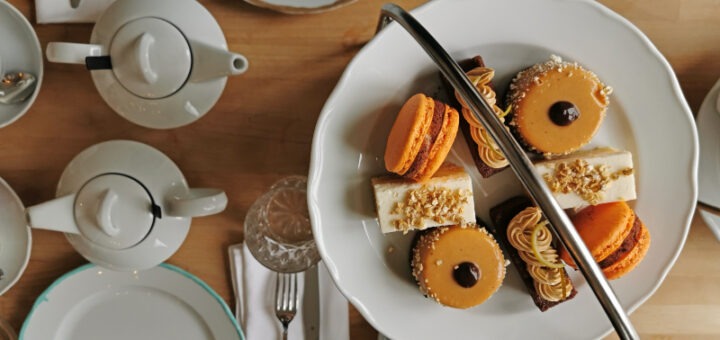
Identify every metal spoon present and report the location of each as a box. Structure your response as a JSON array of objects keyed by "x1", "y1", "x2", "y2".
[{"x1": 0, "y1": 72, "x2": 37, "y2": 105}]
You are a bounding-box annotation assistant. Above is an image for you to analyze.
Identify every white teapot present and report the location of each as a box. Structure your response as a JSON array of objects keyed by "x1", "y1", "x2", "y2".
[
  {"x1": 25, "y1": 140, "x2": 228, "y2": 271},
  {"x1": 46, "y1": 0, "x2": 248, "y2": 129}
]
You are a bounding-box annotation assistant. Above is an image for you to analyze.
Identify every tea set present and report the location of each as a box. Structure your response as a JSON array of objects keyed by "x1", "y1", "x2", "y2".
[{"x1": 0, "y1": 0, "x2": 248, "y2": 295}]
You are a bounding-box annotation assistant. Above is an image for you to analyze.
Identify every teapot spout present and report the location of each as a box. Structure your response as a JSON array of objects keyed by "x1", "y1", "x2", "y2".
[
  {"x1": 27, "y1": 194, "x2": 81, "y2": 234},
  {"x1": 188, "y1": 40, "x2": 248, "y2": 83}
]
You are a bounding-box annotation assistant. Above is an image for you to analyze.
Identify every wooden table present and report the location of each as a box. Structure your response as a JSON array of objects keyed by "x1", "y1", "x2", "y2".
[{"x1": 1, "y1": 0, "x2": 719, "y2": 339}]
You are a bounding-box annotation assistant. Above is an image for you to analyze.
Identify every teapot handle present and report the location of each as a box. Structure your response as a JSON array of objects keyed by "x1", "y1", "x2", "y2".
[
  {"x1": 46, "y1": 42, "x2": 104, "y2": 65},
  {"x1": 166, "y1": 188, "x2": 227, "y2": 218},
  {"x1": 26, "y1": 194, "x2": 81, "y2": 234}
]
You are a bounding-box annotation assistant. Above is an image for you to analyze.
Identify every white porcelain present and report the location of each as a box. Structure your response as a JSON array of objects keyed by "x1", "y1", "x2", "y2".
[
  {"x1": 45, "y1": 0, "x2": 249, "y2": 129},
  {"x1": 0, "y1": 1, "x2": 43, "y2": 128},
  {"x1": 20, "y1": 263, "x2": 243, "y2": 340},
  {"x1": 35, "y1": 0, "x2": 114, "y2": 24},
  {"x1": 0, "y1": 177, "x2": 31, "y2": 296},
  {"x1": 695, "y1": 77, "x2": 720, "y2": 239},
  {"x1": 243, "y1": 0, "x2": 356, "y2": 14},
  {"x1": 26, "y1": 140, "x2": 228, "y2": 271},
  {"x1": 308, "y1": 0, "x2": 698, "y2": 339}
]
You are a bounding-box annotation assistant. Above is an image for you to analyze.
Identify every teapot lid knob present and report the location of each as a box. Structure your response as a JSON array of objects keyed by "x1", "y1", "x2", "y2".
[
  {"x1": 74, "y1": 174, "x2": 157, "y2": 250},
  {"x1": 110, "y1": 17, "x2": 192, "y2": 99}
]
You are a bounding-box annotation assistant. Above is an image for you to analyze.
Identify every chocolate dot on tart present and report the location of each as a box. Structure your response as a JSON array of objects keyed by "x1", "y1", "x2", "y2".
[
  {"x1": 453, "y1": 262, "x2": 481, "y2": 288},
  {"x1": 507, "y1": 55, "x2": 612, "y2": 156},
  {"x1": 549, "y1": 101, "x2": 580, "y2": 126},
  {"x1": 410, "y1": 224, "x2": 505, "y2": 309}
]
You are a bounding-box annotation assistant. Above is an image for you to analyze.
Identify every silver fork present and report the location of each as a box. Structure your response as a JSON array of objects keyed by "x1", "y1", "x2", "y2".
[{"x1": 274, "y1": 272, "x2": 298, "y2": 340}]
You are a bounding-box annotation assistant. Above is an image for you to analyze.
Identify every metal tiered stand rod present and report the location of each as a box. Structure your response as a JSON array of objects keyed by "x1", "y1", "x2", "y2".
[{"x1": 375, "y1": 3, "x2": 638, "y2": 339}]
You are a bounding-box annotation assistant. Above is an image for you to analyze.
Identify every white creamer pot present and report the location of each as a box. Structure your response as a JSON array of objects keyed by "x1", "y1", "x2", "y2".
[
  {"x1": 25, "y1": 140, "x2": 228, "y2": 271},
  {"x1": 45, "y1": 0, "x2": 248, "y2": 129}
]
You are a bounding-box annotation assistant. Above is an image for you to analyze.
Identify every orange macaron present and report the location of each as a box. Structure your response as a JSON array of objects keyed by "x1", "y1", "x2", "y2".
[
  {"x1": 384, "y1": 93, "x2": 460, "y2": 182},
  {"x1": 560, "y1": 201, "x2": 651, "y2": 280}
]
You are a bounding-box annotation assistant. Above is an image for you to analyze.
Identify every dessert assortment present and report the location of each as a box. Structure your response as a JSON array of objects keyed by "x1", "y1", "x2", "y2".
[{"x1": 370, "y1": 54, "x2": 651, "y2": 310}]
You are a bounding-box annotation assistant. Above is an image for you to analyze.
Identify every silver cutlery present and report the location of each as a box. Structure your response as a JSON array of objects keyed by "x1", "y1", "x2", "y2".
[
  {"x1": 302, "y1": 265, "x2": 320, "y2": 340},
  {"x1": 275, "y1": 272, "x2": 298, "y2": 340},
  {"x1": 0, "y1": 72, "x2": 36, "y2": 105},
  {"x1": 228, "y1": 244, "x2": 245, "y2": 329}
]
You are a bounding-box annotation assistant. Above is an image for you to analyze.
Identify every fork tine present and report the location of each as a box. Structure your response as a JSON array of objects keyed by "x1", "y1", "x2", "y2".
[
  {"x1": 274, "y1": 272, "x2": 299, "y2": 340},
  {"x1": 290, "y1": 272, "x2": 297, "y2": 310},
  {"x1": 275, "y1": 272, "x2": 282, "y2": 311},
  {"x1": 283, "y1": 273, "x2": 292, "y2": 311}
]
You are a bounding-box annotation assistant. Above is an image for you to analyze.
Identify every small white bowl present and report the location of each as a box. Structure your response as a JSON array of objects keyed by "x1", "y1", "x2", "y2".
[{"x1": 0, "y1": 2, "x2": 43, "y2": 128}]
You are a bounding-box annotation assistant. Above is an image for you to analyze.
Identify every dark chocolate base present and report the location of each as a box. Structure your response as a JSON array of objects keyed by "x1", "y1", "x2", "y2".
[
  {"x1": 441, "y1": 56, "x2": 508, "y2": 178},
  {"x1": 489, "y1": 197, "x2": 578, "y2": 312}
]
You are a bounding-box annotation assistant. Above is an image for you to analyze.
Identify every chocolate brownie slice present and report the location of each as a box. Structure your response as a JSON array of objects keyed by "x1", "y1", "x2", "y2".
[
  {"x1": 441, "y1": 56, "x2": 509, "y2": 178},
  {"x1": 489, "y1": 197, "x2": 578, "y2": 311}
]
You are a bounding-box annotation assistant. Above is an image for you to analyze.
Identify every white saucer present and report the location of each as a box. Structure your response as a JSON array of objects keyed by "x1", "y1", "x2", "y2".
[
  {"x1": 696, "y1": 77, "x2": 720, "y2": 239},
  {"x1": 243, "y1": 0, "x2": 356, "y2": 14},
  {"x1": 0, "y1": 176, "x2": 31, "y2": 296},
  {"x1": 57, "y1": 140, "x2": 192, "y2": 271},
  {"x1": 20, "y1": 263, "x2": 243, "y2": 340},
  {"x1": 0, "y1": 1, "x2": 43, "y2": 128}
]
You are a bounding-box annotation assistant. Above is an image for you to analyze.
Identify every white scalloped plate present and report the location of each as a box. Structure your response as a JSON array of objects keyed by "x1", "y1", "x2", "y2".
[
  {"x1": 309, "y1": 0, "x2": 698, "y2": 339},
  {"x1": 696, "y1": 77, "x2": 720, "y2": 239},
  {"x1": 243, "y1": 0, "x2": 356, "y2": 14}
]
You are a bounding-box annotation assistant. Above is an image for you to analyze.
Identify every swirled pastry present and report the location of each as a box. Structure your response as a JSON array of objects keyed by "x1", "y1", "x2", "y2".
[{"x1": 490, "y1": 197, "x2": 577, "y2": 311}]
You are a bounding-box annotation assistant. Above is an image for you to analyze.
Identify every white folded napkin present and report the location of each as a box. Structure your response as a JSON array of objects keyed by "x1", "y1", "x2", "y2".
[
  {"x1": 35, "y1": 0, "x2": 115, "y2": 24},
  {"x1": 231, "y1": 244, "x2": 349, "y2": 340}
]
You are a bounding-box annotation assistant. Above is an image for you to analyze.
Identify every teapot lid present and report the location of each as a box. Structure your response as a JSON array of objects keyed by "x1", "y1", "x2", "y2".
[
  {"x1": 74, "y1": 173, "x2": 159, "y2": 250},
  {"x1": 110, "y1": 17, "x2": 191, "y2": 99}
]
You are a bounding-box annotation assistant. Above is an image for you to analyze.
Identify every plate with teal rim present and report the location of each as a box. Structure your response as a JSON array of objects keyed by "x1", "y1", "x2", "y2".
[
  {"x1": 20, "y1": 263, "x2": 244, "y2": 340},
  {"x1": 308, "y1": 0, "x2": 698, "y2": 338}
]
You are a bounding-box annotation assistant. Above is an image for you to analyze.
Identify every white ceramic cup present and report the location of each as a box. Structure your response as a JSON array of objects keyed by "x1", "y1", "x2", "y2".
[{"x1": 0, "y1": 0, "x2": 43, "y2": 128}]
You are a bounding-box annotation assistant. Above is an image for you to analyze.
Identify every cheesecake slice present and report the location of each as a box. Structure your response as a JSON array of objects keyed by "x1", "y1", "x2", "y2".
[
  {"x1": 371, "y1": 163, "x2": 475, "y2": 234},
  {"x1": 534, "y1": 147, "x2": 636, "y2": 209}
]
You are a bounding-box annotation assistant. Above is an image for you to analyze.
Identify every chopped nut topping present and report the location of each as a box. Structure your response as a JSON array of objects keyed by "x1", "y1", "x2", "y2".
[
  {"x1": 390, "y1": 185, "x2": 470, "y2": 233},
  {"x1": 387, "y1": 246, "x2": 395, "y2": 254},
  {"x1": 542, "y1": 159, "x2": 633, "y2": 205}
]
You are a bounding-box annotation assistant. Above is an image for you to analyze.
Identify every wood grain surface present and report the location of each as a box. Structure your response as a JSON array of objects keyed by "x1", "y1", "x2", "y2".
[{"x1": 1, "y1": 0, "x2": 719, "y2": 339}]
